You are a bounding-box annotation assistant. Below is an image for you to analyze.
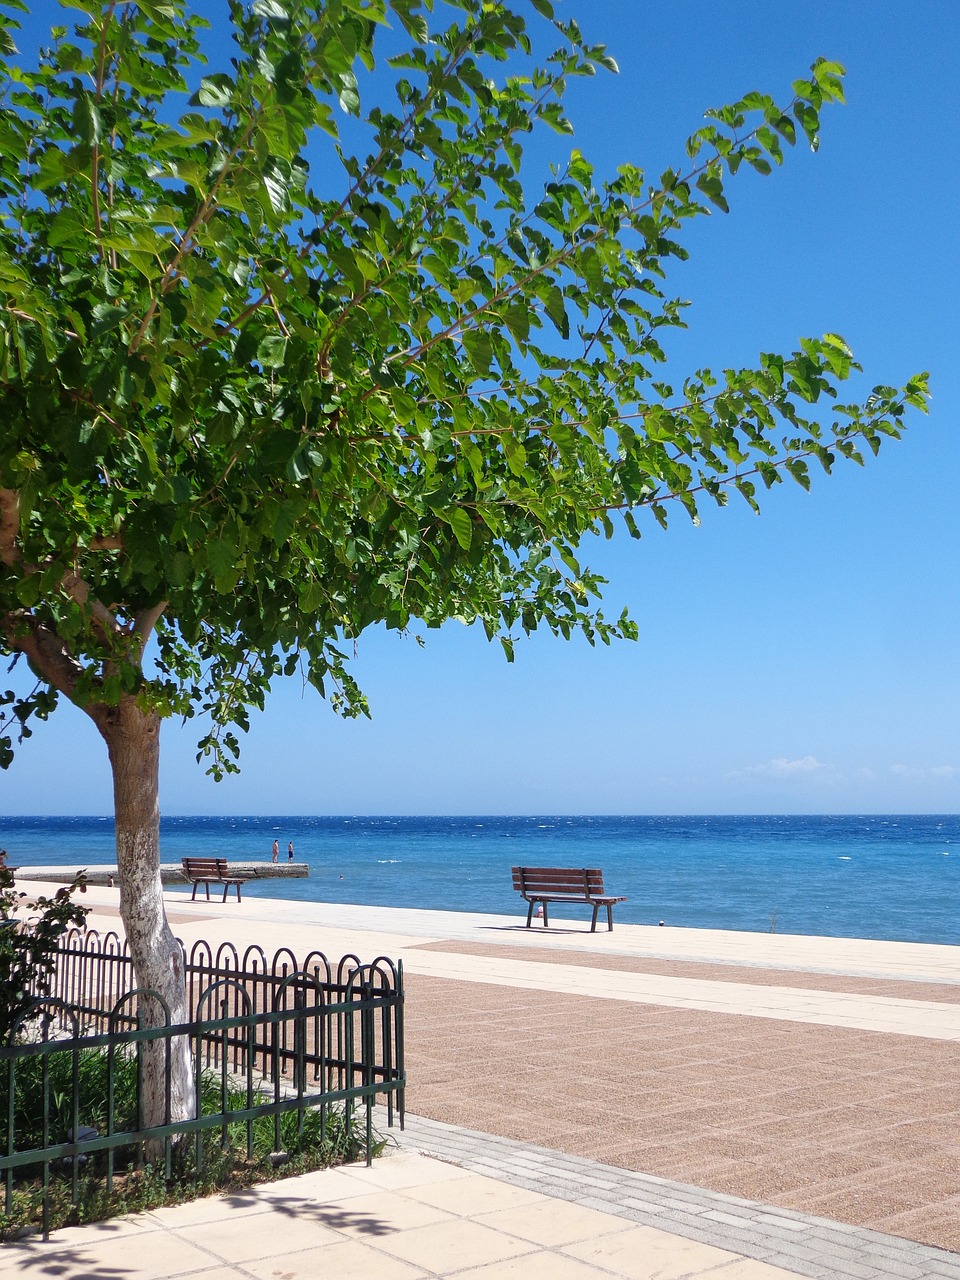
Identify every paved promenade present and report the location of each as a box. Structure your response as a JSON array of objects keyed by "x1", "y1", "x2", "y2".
[{"x1": 5, "y1": 882, "x2": 960, "y2": 1279}]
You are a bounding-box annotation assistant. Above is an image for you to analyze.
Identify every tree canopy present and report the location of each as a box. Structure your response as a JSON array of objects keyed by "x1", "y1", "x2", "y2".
[
  {"x1": 0, "y1": 0, "x2": 927, "y2": 773},
  {"x1": 0, "y1": 0, "x2": 929, "y2": 1133}
]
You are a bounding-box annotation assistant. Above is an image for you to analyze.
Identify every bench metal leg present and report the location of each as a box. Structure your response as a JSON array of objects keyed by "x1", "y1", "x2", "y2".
[
  {"x1": 541, "y1": 901, "x2": 548, "y2": 928},
  {"x1": 591, "y1": 903, "x2": 599, "y2": 932},
  {"x1": 607, "y1": 903, "x2": 614, "y2": 932},
  {"x1": 525, "y1": 900, "x2": 534, "y2": 928},
  {"x1": 222, "y1": 883, "x2": 229, "y2": 903},
  {"x1": 191, "y1": 882, "x2": 198, "y2": 901}
]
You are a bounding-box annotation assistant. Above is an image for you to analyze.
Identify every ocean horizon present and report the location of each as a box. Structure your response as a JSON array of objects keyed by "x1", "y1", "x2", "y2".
[{"x1": 3, "y1": 813, "x2": 959, "y2": 947}]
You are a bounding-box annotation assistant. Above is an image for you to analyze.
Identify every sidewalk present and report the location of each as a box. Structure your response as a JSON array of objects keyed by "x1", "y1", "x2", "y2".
[
  {"x1": 0, "y1": 1145, "x2": 838, "y2": 1280},
  {"x1": 5, "y1": 882, "x2": 960, "y2": 1278}
]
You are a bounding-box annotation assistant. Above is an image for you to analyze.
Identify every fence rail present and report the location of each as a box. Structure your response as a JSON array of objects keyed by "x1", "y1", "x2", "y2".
[{"x1": 2, "y1": 928, "x2": 404, "y2": 1229}]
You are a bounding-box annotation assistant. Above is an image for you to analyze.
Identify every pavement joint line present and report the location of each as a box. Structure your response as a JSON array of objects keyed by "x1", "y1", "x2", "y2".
[
  {"x1": 751, "y1": 1213, "x2": 810, "y2": 1232},
  {"x1": 874, "y1": 1262, "x2": 943, "y2": 1280},
  {"x1": 393, "y1": 1111, "x2": 960, "y2": 1280}
]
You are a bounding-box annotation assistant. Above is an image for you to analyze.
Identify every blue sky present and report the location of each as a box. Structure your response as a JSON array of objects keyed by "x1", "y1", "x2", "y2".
[{"x1": 4, "y1": 0, "x2": 958, "y2": 816}]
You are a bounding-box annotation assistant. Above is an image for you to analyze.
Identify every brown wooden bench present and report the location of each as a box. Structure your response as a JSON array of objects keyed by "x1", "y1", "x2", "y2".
[
  {"x1": 181, "y1": 857, "x2": 248, "y2": 903},
  {"x1": 511, "y1": 866, "x2": 627, "y2": 932}
]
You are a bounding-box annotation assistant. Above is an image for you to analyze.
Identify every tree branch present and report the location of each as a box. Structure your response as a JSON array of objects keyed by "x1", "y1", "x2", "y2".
[
  {"x1": 0, "y1": 489, "x2": 20, "y2": 567},
  {"x1": 133, "y1": 600, "x2": 167, "y2": 648},
  {"x1": 128, "y1": 108, "x2": 266, "y2": 355},
  {"x1": 387, "y1": 103, "x2": 811, "y2": 376},
  {"x1": 60, "y1": 569, "x2": 123, "y2": 641},
  {"x1": 1, "y1": 612, "x2": 85, "y2": 706},
  {"x1": 2, "y1": 490, "x2": 123, "y2": 646},
  {"x1": 90, "y1": 1, "x2": 120, "y2": 252}
]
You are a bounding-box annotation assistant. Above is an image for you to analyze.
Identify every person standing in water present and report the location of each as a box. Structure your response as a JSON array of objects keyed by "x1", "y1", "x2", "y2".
[
  {"x1": 271, "y1": 839, "x2": 279, "y2": 863},
  {"x1": 287, "y1": 841, "x2": 294, "y2": 861}
]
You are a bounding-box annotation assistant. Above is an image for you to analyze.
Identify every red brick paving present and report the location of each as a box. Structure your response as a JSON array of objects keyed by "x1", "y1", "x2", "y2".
[{"x1": 402, "y1": 953, "x2": 960, "y2": 1252}]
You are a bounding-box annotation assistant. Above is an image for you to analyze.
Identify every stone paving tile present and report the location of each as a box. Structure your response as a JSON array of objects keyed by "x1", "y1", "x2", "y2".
[
  {"x1": 0, "y1": 1230, "x2": 216, "y2": 1278},
  {"x1": 458, "y1": 1258, "x2": 610, "y2": 1279},
  {"x1": 173, "y1": 1210, "x2": 344, "y2": 1261},
  {"x1": 371, "y1": 1217, "x2": 535, "y2": 1270},
  {"x1": 475, "y1": 1199, "x2": 635, "y2": 1247},
  {"x1": 21, "y1": 1210, "x2": 162, "y2": 1245},
  {"x1": 138, "y1": 1186, "x2": 286, "y2": 1226},
  {"x1": 241, "y1": 1238, "x2": 429, "y2": 1279},
  {"x1": 401, "y1": 1172, "x2": 547, "y2": 1216},
  {"x1": 716, "y1": 1265, "x2": 827, "y2": 1280},
  {"x1": 303, "y1": 1187, "x2": 455, "y2": 1238},
  {"x1": 396, "y1": 1113, "x2": 960, "y2": 1280},
  {"x1": 562, "y1": 1221, "x2": 760, "y2": 1278}
]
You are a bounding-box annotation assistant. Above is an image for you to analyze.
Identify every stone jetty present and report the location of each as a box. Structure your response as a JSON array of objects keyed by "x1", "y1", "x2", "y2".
[{"x1": 13, "y1": 862, "x2": 308, "y2": 886}]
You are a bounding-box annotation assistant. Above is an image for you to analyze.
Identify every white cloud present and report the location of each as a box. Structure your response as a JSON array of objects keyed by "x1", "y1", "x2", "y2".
[
  {"x1": 890, "y1": 764, "x2": 958, "y2": 781},
  {"x1": 728, "y1": 755, "x2": 826, "y2": 780}
]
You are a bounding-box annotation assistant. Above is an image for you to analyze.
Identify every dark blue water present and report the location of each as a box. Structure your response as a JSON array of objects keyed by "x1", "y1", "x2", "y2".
[{"x1": 1, "y1": 815, "x2": 958, "y2": 944}]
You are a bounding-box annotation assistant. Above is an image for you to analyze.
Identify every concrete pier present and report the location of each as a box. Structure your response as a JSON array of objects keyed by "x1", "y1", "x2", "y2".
[{"x1": 13, "y1": 862, "x2": 309, "y2": 886}]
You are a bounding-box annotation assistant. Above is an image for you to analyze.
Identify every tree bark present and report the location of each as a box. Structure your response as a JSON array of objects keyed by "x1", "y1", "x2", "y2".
[{"x1": 100, "y1": 695, "x2": 196, "y2": 1146}]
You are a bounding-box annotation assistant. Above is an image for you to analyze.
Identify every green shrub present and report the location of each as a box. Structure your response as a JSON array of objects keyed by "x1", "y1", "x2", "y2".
[
  {"x1": 0, "y1": 1044, "x2": 386, "y2": 1239},
  {"x1": 0, "y1": 867, "x2": 88, "y2": 1041},
  {"x1": 0, "y1": 1045, "x2": 139, "y2": 1155}
]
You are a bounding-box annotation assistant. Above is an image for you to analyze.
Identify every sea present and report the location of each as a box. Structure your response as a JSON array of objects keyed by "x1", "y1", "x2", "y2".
[{"x1": 1, "y1": 814, "x2": 958, "y2": 945}]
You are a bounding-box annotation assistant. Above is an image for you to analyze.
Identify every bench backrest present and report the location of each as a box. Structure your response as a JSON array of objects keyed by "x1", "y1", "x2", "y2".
[
  {"x1": 182, "y1": 857, "x2": 228, "y2": 877},
  {"x1": 512, "y1": 866, "x2": 605, "y2": 897}
]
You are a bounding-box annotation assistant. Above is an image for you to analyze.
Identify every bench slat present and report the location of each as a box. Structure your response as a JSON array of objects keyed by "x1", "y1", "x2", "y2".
[
  {"x1": 513, "y1": 869, "x2": 603, "y2": 895},
  {"x1": 512, "y1": 867, "x2": 603, "y2": 880}
]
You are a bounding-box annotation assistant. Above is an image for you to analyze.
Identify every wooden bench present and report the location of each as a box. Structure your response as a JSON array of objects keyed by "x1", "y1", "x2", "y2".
[
  {"x1": 181, "y1": 857, "x2": 248, "y2": 903},
  {"x1": 511, "y1": 866, "x2": 627, "y2": 932}
]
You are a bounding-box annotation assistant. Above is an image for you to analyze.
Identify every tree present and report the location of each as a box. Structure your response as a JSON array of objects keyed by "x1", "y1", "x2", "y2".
[{"x1": 0, "y1": 0, "x2": 927, "y2": 1130}]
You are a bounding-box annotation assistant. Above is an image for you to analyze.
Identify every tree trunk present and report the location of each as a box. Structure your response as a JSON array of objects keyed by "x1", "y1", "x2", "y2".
[{"x1": 100, "y1": 696, "x2": 196, "y2": 1147}]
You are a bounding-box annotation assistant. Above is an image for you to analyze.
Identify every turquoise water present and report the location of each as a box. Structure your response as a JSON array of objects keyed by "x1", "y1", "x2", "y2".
[{"x1": 2, "y1": 814, "x2": 958, "y2": 944}]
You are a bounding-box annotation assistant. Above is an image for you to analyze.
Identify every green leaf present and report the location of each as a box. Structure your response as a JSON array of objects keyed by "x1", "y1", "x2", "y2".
[
  {"x1": 257, "y1": 333, "x2": 287, "y2": 368},
  {"x1": 794, "y1": 102, "x2": 820, "y2": 150},
  {"x1": 299, "y1": 580, "x2": 325, "y2": 612},
  {"x1": 90, "y1": 304, "x2": 129, "y2": 338},
  {"x1": 35, "y1": 147, "x2": 70, "y2": 191},
  {"x1": 784, "y1": 458, "x2": 811, "y2": 490},
  {"x1": 695, "y1": 170, "x2": 729, "y2": 213},
  {"x1": 252, "y1": 0, "x2": 289, "y2": 17},
  {"x1": 392, "y1": 3, "x2": 429, "y2": 43},
  {"x1": 501, "y1": 433, "x2": 527, "y2": 477},
  {"x1": 541, "y1": 284, "x2": 568, "y2": 338},
  {"x1": 460, "y1": 328, "x2": 493, "y2": 376},
  {"x1": 541, "y1": 103, "x2": 573, "y2": 135},
  {"x1": 579, "y1": 247, "x2": 602, "y2": 292},
  {"x1": 194, "y1": 73, "x2": 234, "y2": 108},
  {"x1": 206, "y1": 539, "x2": 240, "y2": 593}
]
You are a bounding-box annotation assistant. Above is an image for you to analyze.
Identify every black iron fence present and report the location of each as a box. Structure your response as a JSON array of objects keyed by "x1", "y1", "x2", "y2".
[{"x1": 1, "y1": 929, "x2": 404, "y2": 1226}]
